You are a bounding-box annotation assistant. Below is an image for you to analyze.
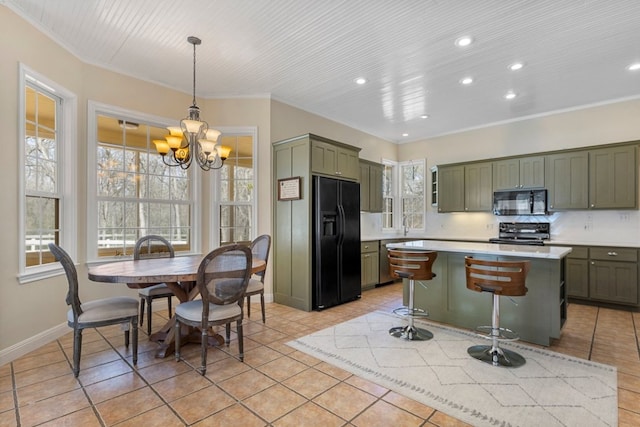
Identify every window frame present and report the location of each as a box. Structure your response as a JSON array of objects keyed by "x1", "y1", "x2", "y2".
[
  {"x1": 209, "y1": 126, "x2": 258, "y2": 247},
  {"x1": 18, "y1": 64, "x2": 77, "y2": 284},
  {"x1": 381, "y1": 159, "x2": 397, "y2": 231},
  {"x1": 86, "y1": 101, "x2": 201, "y2": 264},
  {"x1": 399, "y1": 159, "x2": 426, "y2": 232}
]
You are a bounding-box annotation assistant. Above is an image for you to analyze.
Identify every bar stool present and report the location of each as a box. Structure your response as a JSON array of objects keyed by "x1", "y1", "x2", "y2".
[
  {"x1": 388, "y1": 249, "x2": 438, "y2": 341},
  {"x1": 465, "y1": 256, "x2": 530, "y2": 367}
]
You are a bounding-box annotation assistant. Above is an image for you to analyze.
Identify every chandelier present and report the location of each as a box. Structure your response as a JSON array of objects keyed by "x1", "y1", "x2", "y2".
[{"x1": 153, "y1": 36, "x2": 231, "y2": 171}]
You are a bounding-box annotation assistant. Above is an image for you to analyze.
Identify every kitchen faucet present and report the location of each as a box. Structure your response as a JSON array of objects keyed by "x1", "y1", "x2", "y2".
[{"x1": 403, "y1": 215, "x2": 409, "y2": 236}]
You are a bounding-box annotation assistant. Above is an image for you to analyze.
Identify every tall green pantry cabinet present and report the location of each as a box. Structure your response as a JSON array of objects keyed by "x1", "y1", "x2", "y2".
[{"x1": 272, "y1": 134, "x2": 361, "y2": 311}]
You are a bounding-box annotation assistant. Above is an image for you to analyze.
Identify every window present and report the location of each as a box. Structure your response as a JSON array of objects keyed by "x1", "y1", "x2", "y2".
[
  {"x1": 382, "y1": 161, "x2": 396, "y2": 229},
  {"x1": 19, "y1": 65, "x2": 77, "y2": 283},
  {"x1": 214, "y1": 131, "x2": 256, "y2": 246},
  {"x1": 400, "y1": 160, "x2": 425, "y2": 230},
  {"x1": 87, "y1": 103, "x2": 197, "y2": 260}
]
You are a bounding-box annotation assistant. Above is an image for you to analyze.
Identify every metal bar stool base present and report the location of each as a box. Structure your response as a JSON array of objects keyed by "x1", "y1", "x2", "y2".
[
  {"x1": 389, "y1": 325, "x2": 433, "y2": 341},
  {"x1": 467, "y1": 344, "x2": 526, "y2": 368}
]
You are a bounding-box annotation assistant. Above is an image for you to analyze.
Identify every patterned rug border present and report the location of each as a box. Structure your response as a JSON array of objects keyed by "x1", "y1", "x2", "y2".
[{"x1": 287, "y1": 310, "x2": 617, "y2": 427}]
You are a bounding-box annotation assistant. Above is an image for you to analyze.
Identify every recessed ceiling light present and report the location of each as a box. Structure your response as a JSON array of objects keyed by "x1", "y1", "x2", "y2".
[
  {"x1": 455, "y1": 36, "x2": 473, "y2": 47},
  {"x1": 402, "y1": 133, "x2": 409, "y2": 137},
  {"x1": 509, "y1": 62, "x2": 524, "y2": 71},
  {"x1": 420, "y1": 114, "x2": 430, "y2": 119},
  {"x1": 354, "y1": 77, "x2": 367, "y2": 85},
  {"x1": 627, "y1": 63, "x2": 640, "y2": 71},
  {"x1": 504, "y1": 91, "x2": 517, "y2": 100},
  {"x1": 460, "y1": 77, "x2": 473, "y2": 85}
]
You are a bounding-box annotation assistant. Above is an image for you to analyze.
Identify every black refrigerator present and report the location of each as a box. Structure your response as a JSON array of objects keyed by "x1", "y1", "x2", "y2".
[{"x1": 312, "y1": 176, "x2": 361, "y2": 310}]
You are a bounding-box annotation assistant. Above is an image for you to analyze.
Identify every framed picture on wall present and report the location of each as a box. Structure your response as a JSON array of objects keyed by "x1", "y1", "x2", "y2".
[{"x1": 278, "y1": 176, "x2": 302, "y2": 201}]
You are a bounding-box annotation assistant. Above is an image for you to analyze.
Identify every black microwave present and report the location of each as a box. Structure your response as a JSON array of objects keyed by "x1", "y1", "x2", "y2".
[{"x1": 493, "y1": 189, "x2": 548, "y2": 216}]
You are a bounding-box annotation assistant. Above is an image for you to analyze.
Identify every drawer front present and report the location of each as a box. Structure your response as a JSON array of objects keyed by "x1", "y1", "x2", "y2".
[
  {"x1": 567, "y1": 246, "x2": 588, "y2": 259},
  {"x1": 590, "y1": 247, "x2": 638, "y2": 262},
  {"x1": 361, "y1": 241, "x2": 378, "y2": 253}
]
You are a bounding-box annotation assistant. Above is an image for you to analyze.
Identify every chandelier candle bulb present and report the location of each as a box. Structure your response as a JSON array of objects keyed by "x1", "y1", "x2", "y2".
[
  {"x1": 155, "y1": 36, "x2": 229, "y2": 170},
  {"x1": 164, "y1": 135, "x2": 183, "y2": 149},
  {"x1": 198, "y1": 139, "x2": 216, "y2": 155},
  {"x1": 153, "y1": 140, "x2": 170, "y2": 155}
]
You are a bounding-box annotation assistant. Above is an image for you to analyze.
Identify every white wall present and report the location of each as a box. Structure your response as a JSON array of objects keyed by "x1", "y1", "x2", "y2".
[{"x1": 398, "y1": 100, "x2": 640, "y2": 246}]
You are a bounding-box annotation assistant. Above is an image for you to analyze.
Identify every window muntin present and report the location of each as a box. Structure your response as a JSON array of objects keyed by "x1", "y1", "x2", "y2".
[
  {"x1": 24, "y1": 84, "x2": 60, "y2": 268},
  {"x1": 382, "y1": 163, "x2": 395, "y2": 229},
  {"x1": 95, "y1": 114, "x2": 192, "y2": 257},
  {"x1": 218, "y1": 135, "x2": 254, "y2": 245},
  {"x1": 401, "y1": 160, "x2": 425, "y2": 230}
]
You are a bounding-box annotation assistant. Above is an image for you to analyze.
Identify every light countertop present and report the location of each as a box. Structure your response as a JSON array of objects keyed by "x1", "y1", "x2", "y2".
[{"x1": 386, "y1": 239, "x2": 572, "y2": 259}]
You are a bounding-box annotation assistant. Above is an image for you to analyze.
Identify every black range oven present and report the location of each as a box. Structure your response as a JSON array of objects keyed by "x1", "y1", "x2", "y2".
[{"x1": 489, "y1": 222, "x2": 550, "y2": 246}]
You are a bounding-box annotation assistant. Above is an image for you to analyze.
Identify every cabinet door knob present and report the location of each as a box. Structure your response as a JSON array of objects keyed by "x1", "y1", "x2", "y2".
[
  {"x1": 590, "y1": 204, "x2": 595, "y2": 208},
  {"x1": 591, "y1": 261, "x2": 595, "y2": 265},
  {"x1": 607, "y1": 251, "x2": 618, "y2": 256}
]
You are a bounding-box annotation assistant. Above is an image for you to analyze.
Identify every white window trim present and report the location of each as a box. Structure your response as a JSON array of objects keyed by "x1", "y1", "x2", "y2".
[
  {"x1": 209, "y1": 126, "x2": 258, "y2": 248},
  {"x1": 86, "y1": 101, "x2": 202, "y2": 264},
  {"x1": 399, "y1": 158, "x2": 426, "y2": 232},
  {"x1": 18, "y1": 64, "x2": 78, "y2": 284},
  {"x1": 381, "y1": 158, "x2": 398, "y2": 232}
]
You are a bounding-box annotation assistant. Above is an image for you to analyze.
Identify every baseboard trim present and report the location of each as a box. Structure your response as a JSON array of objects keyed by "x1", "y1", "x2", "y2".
[{"x1": 0, "y1": 322, "x2": 69, "y2": 366}]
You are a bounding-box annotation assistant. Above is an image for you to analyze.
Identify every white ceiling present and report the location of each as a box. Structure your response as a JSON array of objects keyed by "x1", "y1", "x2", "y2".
[{"x1": 6, "y1": 0, "x2": 640, "y2": 143}]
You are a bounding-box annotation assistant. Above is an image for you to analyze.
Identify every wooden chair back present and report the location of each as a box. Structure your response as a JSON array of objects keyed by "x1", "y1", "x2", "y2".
[
  {"x1": 250, "y1": 234, "x2": 271, "y2": 283},
  {"x1": 197, "y1": 244, "x2": 252, "y2": 314},
  {"x1": 49, "y1": 243, "x2": 83, "y2": 319},
  {"x1": 465, "y1": 257, "x2": 530, "y2": 297},
  {"x1": 134, "y1": 235, "x2": 175, "y2": 260},
  {"x1": 388, "y1": 249, "x2": 437, "y2": 281}
]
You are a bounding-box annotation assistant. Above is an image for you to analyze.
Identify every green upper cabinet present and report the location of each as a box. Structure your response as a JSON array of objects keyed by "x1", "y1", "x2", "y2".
[
  {"x1": 438, "y1": 162, "x2": 492, "y2": 212},
  {"x1": 493, "y1": 156, "x2": 545, "y2": 190},
  {"x1": 437, "y1": 165, "x2": 464, "y2": 212},
  {"x1": 589, "y1": 145, "x2": 637, "y2": 209},
  {"x1": 546, "y1": 151, "x2": 589, "y2": 210},
  {"x1": 464, "y1": 161, "x2": 493, "y2": 211},
  {"x1": 311, "y1": 138, "x2": 359, "y2": 180},
  {"x1": 359, "y1": 160, "x2": 383, "y2": 212}
]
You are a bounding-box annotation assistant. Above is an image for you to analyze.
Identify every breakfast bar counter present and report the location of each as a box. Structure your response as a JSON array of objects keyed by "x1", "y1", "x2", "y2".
[{"x1": 386, "y1": 240, "x2": 572, "y2": 346}]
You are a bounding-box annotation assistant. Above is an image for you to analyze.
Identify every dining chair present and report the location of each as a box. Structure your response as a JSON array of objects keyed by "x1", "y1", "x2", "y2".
[
  {"x1": 174, "y1": 244, "x2": 252, "y2": 375},
  {"x1": 133, "y1": 235, "x2": 176, "y2": 335},
  {"x1": 246, "y1": 234, "x2": 271, "y2": 323},
  {"x1": 49, "y1": 243, "x2": 138, "y2": 377}
]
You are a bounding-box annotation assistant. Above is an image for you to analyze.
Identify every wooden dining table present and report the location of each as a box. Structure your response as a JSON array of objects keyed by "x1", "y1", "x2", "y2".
[{"x1": 88, "y1": 254, "x2": 266, "y2": 358}]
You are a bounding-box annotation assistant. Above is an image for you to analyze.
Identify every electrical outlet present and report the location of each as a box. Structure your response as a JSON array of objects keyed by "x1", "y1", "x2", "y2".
[{"x1": 620, "y1": 213, "x2": 630, "y2": 222}]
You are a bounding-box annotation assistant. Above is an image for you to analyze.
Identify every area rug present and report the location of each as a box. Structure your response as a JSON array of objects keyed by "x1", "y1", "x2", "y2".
[{"x1": 287, "y1": 311, "x2": 617, "y2": 427}]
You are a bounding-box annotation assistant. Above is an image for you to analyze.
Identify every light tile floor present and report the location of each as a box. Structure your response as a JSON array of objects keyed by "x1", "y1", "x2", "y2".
[{"x1": 1, "y1": 282, "x2": 639, "y2": 426}]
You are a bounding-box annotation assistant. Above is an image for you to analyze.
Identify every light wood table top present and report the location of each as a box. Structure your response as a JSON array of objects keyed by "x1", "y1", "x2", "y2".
[
  {"x1": 87, "y1": 254, "x2": 266, "y2": 358},
  {"x1": 88, "y1": 255, "x2": 265, "y2": 286}
]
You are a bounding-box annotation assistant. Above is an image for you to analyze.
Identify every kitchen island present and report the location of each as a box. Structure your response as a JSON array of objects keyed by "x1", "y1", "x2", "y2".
[{"x1": 386, "y1": 240, "x2": 572, "y2": 346}]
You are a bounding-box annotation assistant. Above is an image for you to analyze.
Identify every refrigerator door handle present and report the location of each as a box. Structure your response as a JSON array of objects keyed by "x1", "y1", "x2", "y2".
[{"x1": 337, "y1": 204, "x2": 345, "y2": 246}]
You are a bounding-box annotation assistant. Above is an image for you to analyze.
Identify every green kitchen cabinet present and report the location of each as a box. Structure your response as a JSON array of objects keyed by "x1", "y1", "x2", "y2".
[
  {"x1": 360, "y1": 241, "x2": 379, "y2": 290},
  {"x1": 589, "y1": 145, "x2": 637, "y2": 209},
  {"x1": 566, "y1": 246, "x2": 589, "y2": 299},
  {"x1": 464, "y1": 161, "x2": 493, "y2": 211},
  {"x1": 311, "y1": 138, "x2": 360, "y2": 180},
  {"x1": 437, "y1": 165, "x2": 464, "y2": 212},
  {"x1": 545, "y1": 151, "x2": 589, "y2": 210},
  {"x1": 360, "y1": 160, "x2": 383, "y2": 212},
  {"x1": 493, "y1": 156, "x2": 545, "y2": 190},
  {"x1": 438, "y1": 162, "x2": 492, "y2": 212},
  {"x1": 589, "y1": 247, "x2": 638, "y2": 306}
]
